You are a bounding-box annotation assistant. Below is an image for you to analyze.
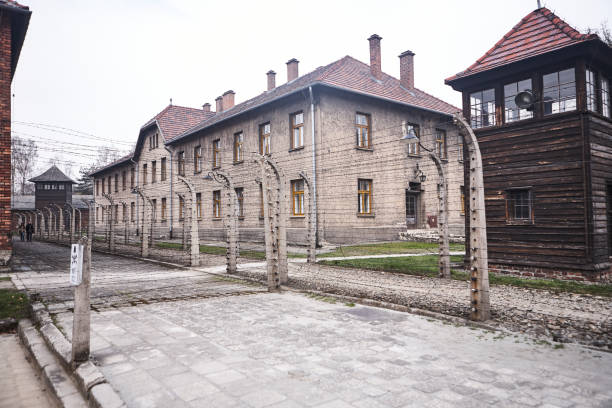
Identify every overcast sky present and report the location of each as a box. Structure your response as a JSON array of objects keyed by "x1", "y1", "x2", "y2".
[{"x1": 11, "y1": 0, "x2": 612, "y2": 178}]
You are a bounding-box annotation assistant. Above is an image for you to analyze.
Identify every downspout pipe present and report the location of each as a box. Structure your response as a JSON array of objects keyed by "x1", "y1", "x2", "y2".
[
  {"x1": 308, "y1": 86, "x2": 318, "y2": 246},
  {"x1": 164, "y1": 146, "x2": 174, "y2": 239}
]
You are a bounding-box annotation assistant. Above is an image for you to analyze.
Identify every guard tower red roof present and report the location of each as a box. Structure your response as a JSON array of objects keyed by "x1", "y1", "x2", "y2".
[{"x1": 445, "y1": 7, "x2": 598, "y2": 84}]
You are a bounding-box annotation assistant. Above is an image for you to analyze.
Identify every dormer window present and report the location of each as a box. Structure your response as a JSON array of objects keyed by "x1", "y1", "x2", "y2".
[
  {"x1": 469, "y1": 89, "x2": 496, "y2": 128},
  {"x1": 504, "y1": 79, "x2": 533, "y2": 123},
  {"x1": 543, "y1": 68, "x2": 576, "y2": 115}
]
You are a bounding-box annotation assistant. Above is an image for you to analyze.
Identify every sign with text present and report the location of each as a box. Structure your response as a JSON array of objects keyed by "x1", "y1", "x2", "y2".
[{"x1": 70, "y1": 244, "x2": 83, "y2": 285}]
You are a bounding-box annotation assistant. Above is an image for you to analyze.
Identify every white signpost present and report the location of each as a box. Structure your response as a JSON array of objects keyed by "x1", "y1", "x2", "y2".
[{"x1": 70, "y1": 244, "x2": 83, "y2": 286}]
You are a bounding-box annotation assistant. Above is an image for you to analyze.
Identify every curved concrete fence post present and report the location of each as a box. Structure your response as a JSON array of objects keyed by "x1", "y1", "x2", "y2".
[
  {"x1": 454, "y1": 114, "x2": 490, "y2": 322},
  {"x1": 429, "y1": 153, "x2": 450, "y2": 279},
  {"x1": 177, "y1": 176, "x2": 200, "y2": 267},
  {"x1": 299, "y1": 171, "x2": 316, "y2": 263}
]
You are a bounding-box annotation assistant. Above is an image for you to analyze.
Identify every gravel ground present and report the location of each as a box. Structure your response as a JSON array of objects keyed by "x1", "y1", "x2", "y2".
[{"x1": 235, "y1": 262, "x2": 612, "y2": 350}]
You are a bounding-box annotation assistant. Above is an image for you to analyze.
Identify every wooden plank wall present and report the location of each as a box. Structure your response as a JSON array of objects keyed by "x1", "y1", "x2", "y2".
[
  {"x1": 588, "y1": 115, "x2": 612, "y2": 267},
  {"x1": 476, "y1": 113, "x2": 591, "y2": 271}
]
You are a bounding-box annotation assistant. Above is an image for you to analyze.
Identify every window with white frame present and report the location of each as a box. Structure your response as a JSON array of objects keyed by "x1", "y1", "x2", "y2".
[
  {"x1": 543, "y1": 68, "x2": 576, "y2": 115},
  {"x1": 504, "y1": 78, "x2": 533, "y2": 122},
  {"x1": 470, "y1": 88, "x2": 496, "y2": 128}
]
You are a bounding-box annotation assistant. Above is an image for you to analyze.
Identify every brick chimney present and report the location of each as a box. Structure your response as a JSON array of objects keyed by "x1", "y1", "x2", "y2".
[
  {"x1": 267, "y1": 70, "x2": 276, "y2": 91},
  {"x1": 368, "y1": 34, "x2": 382, "y2": 81},
  {"x1": 215, "y1": 96, "x2": 223, "y2": 113},
  {"x1": 286, "y1": 58, "x2": 299, "y2": 82},
  {"x1": 399, "y1": 50, "x2": 415, "y2": 89},
  {"x1": 202, "y1": 103, "x2": 211, "y2": 112},
  {"x1": 222, "y1": 90, "x2": 235, "y2": 110}
]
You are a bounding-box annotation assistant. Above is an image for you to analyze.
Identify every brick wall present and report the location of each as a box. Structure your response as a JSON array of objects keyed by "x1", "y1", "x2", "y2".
[{"x1": 0, "y1": 13, "x2": 12, "y2": 265}]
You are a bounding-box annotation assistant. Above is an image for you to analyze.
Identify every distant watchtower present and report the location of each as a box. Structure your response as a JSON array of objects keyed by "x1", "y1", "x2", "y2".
[
  {"x1": 446, "y1": 7, "x2": 612, "y2": 281},
  {"x1": 29, "y1": 165, "x2": 76, "y2": 210}
]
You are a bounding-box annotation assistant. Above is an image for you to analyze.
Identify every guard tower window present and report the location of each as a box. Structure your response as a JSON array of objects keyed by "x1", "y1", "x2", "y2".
[
  {"x1": 601, "y1": 76, "x2": 610, "y2": 118},
  {"x1": 504, "y1": 79, "x2": 533, "y2": 122},
  {"x1": 543, "y1": 68, "x2": 576, "y2": 115},
  {"x1": 470, "y1": 88, "x2": 496, "y2": 128}
]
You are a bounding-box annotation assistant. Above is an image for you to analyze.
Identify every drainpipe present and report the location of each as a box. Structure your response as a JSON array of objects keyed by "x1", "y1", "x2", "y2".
[
  {"x1": 130, "y1": 158, "x2": 139, "y2": 235},
  {"x1": 308, "y1": 86, "x2": 318, "y2": 245},
  {"x1": 164, "y1": 146, "x2": 174, "y2": 239}
]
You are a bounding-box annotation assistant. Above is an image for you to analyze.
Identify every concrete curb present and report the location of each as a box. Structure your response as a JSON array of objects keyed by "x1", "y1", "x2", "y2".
[
  {"x1": 18, "y1": 319, "x2": 88, "y2": 408},
  {"x1": 27, "y1": 303, "x2": 127, "y2": 408}
]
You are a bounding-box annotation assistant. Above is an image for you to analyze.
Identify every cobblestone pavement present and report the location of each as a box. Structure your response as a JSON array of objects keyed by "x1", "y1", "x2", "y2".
[
  {"x1": 0, "y1": 334, "x2": 55, "y2": 407},
  {"x1": 210, "y1": 261, "x2": 612, "y2": 349},
  {"x1": 50, "y1": 293, "x2": 612, "y2": 408},
  {"x1": 10, "y1": 240, "x2": 265, "y2": 313}
]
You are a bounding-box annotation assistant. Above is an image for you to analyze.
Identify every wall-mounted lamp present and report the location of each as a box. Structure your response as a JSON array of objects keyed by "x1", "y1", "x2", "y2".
[{"x1": 415, "y1": 163, "x2": 426, "y2": 183}]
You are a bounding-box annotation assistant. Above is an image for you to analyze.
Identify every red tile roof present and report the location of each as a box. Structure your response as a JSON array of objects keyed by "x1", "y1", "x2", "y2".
[
  {"x1": 446, "y1": 7, "x2": 598, "y2": 83},
  {"x1": 142, "y1": 104, "x2": 215, "y2": 141},
  {"x1": 171, "y1": 55, "x2": 459, "y2": 144},
  {"x1": 0, "y1": 0, "x2": 29, "y2": 11}
]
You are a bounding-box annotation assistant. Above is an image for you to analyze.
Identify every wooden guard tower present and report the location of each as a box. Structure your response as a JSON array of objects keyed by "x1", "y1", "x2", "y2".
[{"x1": 446, "y1": 7, "x2": 612, "y2": 281}]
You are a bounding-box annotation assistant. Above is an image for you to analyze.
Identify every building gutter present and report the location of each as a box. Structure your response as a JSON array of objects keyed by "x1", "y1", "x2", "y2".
[
  {"x1": 130, "y1": 157, "x2": 139, "y2": 232},
  {"x1": 308, "y1": 86, "x2": 318, "y2": 246}
]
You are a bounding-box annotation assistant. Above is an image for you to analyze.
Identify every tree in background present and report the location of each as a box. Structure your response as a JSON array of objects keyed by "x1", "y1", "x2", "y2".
[
  {"x1": 11, "y1": 136, "x2": 38, "y2": 195},
  {"x1": 74, "y1": 164, "x2": 97, "y2": 194}
]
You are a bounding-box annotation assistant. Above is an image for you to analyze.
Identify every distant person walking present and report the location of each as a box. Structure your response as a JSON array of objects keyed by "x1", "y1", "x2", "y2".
[
  {"x1": 26, "y1": 222, "x2": 34, "y2": 242},
  {"x1": 18, "y1": 223, "x2": 25, "y2": 241}
]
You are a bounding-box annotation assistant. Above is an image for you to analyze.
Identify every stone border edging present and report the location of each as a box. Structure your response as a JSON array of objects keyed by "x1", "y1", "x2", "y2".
[{"x1": 27, "y1": 303, "x2": 126, "y2": 408}]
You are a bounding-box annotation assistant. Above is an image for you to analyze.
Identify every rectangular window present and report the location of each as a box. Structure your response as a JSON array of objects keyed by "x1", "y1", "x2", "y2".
[
  {"x1": 358, "y1": 179, "x2": 372, "y2": 215},
  {"x1": 586, "y1": 68, "x2": 597, "y2": 112},
  {"x1": 460, "y1": 186, "x2": 465, "y2": 215},
  {"x1": 356, "y1": 113, "x2": 371, "y2": 148},
  {"x1": 291, "y1": 112, "x2": 304, "y2": 149},
  {"x1": 212, "y1": 140, "x2": 220, "y2": 168},
  {"x1": 178, "y1": 151, "x2": 185, "y2": 176},
  {"x1": 291, "y1": 180, "x2": 304, "y2": 216},
  {"x1": 235, "y1": 188, "x2": 244, "y2": 218},
  {"x1": 114, "y1": 204, "x2": 119, "y2": 224},
  {"x1": 435, "y1": 129, "x2": 447, "y2": 159},
  {"x1": 122, "y1": 171, "x2": 126, "y2": 191},
  {"x1": 96, "y1": 180, "x2": 100, "y2": 196},
  {"x1": 259, "y1": 123, "x2": 271, "y2": 155},
  {"x1": 213, "y1": 190, "x2": 221, "y2": 218},
  {"x1": 107, "y1": 177, "x2": 111, "y2": 193},
  {"x1": 161, "y1": 198, "x2": 167, "y2": 220},
  {"x1": 406, "y1": 123, "x2": 419, "y2": 155},
  {"x1": 179, "y1": 196, "x2": 184, "y2": 220},
  {"x1": 506, "y1": 189, "x2": 533, "y2": 223},
  {"x1": 102, "y1": 206, "x2": 105, "y2": 222},
  {"x1": 151, "y1": 161, "x2": 157, "y2": 183},
  {"x1": 543, "y1": 68, "x2": 576, "y2": 115},
  {"x1": 151, "y1": 199, "x2": 157, "y2": 221},
  {"x1": 470, "y1": 88, "x2": 496, "y2": 128},
  {"x1": 96, "y1": 207, "x2": 99, "y2": 222},
  {"x1": 122, "y1": 203, "x2": 127, "y2": 222},
  {"x1": 194, "y1": 146, "x2": 202, "y2": 173},
  {"x1": 161, "y1": 157, "x2": 167, "y2": 181},
  {"x1": 196, "y1": 193, "x2": 202, "y2": 219},
  {"x1": 130, "y1": 202, "x2": 135, "y2": 222},
  {"x1": 142, "y1": 164, "x2": 148, "y2": 185},
  {"x1": 504, "y1": 78, "x2": 533, "y2": 122},
  {"x1": 601, "y1": 76, "x2": 610, "y2": 118},
  {"x1": 59, "y1": 184, "x2": 65, "y2": 190},
  {"x1": 114, "y1": 174, "x2": 118, "y2": 192},
  {"x1": 234, "y1": 132, "x2": 244, "y2": 163},
  {"x1": 130, "y1": 167, "x2": 135, "y2": 188}
]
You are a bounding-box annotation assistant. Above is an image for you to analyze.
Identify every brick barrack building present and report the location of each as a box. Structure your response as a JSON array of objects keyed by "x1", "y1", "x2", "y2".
[
  {"x1": 0, "y1": 0, "x2": 30, "y2": 266},
  {"x1": 90, "y1": 35, "x2": 466, "y2": 246}
]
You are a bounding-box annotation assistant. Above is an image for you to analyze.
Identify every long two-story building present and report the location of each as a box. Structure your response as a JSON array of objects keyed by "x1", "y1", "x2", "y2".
[{"x1": 91, "y1": 35, "x2": 465, "y2": 246}]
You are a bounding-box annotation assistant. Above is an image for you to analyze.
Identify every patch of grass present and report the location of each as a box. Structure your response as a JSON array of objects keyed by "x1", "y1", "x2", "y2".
[
  {"x1": 319, "y1": 255, "x2": 612, "y2": 297},
  {"x1": 305, "y1": 293, "x2": 337, "y2": 304},
  {"x1": 344, "y1": 302, "x2": 355, "y2": 307},
  {"x1": 318, "y1": 242, "x2": 465, "y2": 258},
  {"x1": 0, "y1": 276, "x2": 10, "y2": 281},
  {"x1": 0, "y1": 289, "x2": 29, "y2": 320},
  {"x1": 553, "y1": 344, "x2": 565, "y2": 350}
]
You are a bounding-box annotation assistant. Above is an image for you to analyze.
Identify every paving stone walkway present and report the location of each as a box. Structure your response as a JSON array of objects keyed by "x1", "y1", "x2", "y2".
[
  {"x1": 0, "y1": 334, "x2": 55, "y2": 408},
  {"x1": 50, "y1": 293, "x2": 612, "y2": 408}
]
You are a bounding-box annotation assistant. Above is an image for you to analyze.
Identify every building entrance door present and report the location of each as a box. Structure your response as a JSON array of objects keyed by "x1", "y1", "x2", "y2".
[{"x1": 406, "y1": 191, "x2": 418, "y2": 227}]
